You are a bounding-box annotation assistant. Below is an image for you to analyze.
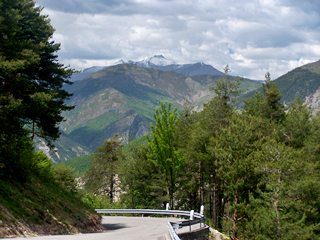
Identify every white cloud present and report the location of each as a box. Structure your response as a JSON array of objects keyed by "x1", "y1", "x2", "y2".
[{"x1": 37, "y1": 0, "x2": 320, "y2": 79}]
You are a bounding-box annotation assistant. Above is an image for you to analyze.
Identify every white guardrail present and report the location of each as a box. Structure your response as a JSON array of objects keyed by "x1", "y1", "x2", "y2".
[{"x1": 95, "y1": 206, "x2": 206, "y2": 240}]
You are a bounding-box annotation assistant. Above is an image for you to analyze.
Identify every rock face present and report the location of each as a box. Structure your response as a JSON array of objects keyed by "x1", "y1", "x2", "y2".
[{"x1": 305, "y1": 87, "x2": 320, "y2": 114}]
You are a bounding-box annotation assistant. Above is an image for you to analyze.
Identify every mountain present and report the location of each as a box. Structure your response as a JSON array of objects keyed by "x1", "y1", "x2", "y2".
[
  {"x1": 37, "y1": 132, "x2": 90, "y2": 162},
  {"x1": 46, "y1": 62, "x2": 261, "y2": 162},
  {"x1": 70, "y1": 66, "x2": 105, "y2": 82},
  {"x1": 239, "y1": 60, "x2": 320, "y2": 111},
  {"x1": 133, "y1": 54, "x2": 176, "y2": 67},
  {"x1": 131, "y1": 55, "x2": 224, "y2": 77},
  {"x1": 46, "y1": 59, "x2": 320, "y2": 162},
  {"x1": 70, "y1": 55, "x2": 224, "y2": 84}
]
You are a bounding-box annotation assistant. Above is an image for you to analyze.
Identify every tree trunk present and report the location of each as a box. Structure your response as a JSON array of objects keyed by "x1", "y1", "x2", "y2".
[
  {"x1": 169, "y1": 166, "x2": 174, "y2": 209},
  {"x1": 110, "y1": 172, "x2": 114, "y2": 203},
  {"x1": 211, "y1": 173, "x2": 222, "y2": 230},
  {"x1": 200, "y1": 161, "x2": 204, "y2": 207},
  {"x1": 232, "y1": 193, "x2": 239, "y2": 240},
  {"x1": 274, "y1": 172, "x2": 281, "y2": 240}
]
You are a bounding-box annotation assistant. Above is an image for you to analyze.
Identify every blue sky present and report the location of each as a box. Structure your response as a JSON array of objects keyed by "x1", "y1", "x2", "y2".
[{"x1": 36, "y1": 0, "x2": 320, "y2": 79}]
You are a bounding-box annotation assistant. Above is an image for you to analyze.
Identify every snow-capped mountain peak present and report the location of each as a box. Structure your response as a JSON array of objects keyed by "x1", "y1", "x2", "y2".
[
  {"x1": 147, "y1": 55, "x2": 176, "y2": 66},
  {"x1": 137, "y1": 55, "x2": 176, "y2": 67}
]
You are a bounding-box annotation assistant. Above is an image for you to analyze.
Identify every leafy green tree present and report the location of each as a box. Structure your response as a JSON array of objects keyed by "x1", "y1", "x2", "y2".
[
  {"x1": 120, "y1": 144, "x2": 165, "y2": 208},
  {"x1": 148, "y1": 102, "x2": 182, "y2": 208},
  {"x1": 85, "y1": 136, "x2": 122, "y2": 202},
  {"x1": 0, "y1": 0, "x2": 73, "y2": 179},
  {"x1": 52, "y1": 164, "x2": 77, "y2": 193}
]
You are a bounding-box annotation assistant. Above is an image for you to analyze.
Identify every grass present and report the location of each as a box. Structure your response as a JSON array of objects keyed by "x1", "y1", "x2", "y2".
[
  {"x1": 125, "y1": 97, "x2": 156, "y2": 120},
  {"x1": 84, "y1": 111, "x2": 121, "y2": 131},
  {"x1": 61, "y1": 154, "x2": 93, "y2": 176},
  {"x1": 0, "y1": 176, "x2": 101, "y2": 237}
]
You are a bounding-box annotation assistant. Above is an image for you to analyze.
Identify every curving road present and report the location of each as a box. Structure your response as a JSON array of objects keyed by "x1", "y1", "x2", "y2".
[{"x1": 4, "y1": 216, "x2": 183, "y2": 240}]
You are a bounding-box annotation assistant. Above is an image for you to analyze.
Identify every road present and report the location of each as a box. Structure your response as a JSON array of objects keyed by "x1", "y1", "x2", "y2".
[{"x1": 4, "y1": 216, "x2": 182, "y2": 240}]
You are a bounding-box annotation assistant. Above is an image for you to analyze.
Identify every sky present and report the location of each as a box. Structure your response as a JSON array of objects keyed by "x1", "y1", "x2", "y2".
[{"x1": 36, "y1": 0, "x2": 320, "y2": 79}]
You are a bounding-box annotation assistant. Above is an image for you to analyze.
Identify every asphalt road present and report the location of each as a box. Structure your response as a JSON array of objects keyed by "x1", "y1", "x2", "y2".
[{"x1": 4, "y1": 216, "x2": 181, "y2": 240}]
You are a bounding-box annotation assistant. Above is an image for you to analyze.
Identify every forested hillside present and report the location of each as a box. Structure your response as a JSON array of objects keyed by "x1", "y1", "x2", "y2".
[
  {"x1": 240, "y1": 60, "x2": 320, "y2": 111},
  {"x1": 49, "y1": 63, "x2": 261, "y2": 162},
  {"x1": 82, "y1": 74, "x2": 320, "y2": 239}
]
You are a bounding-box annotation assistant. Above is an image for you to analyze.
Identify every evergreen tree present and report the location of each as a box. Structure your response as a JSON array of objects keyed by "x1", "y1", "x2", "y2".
[
  {"x1": 120, "y1": 143, "x2": 165, "y2": 208},
  {"x1": 204, "y1": 67, "x2": 239, "y2": 229},
  {"x1": 0, "y1": 0, "x2": 73, "y2": 179},
  {"x1": 282, "y1": 98, "x2": 310, "y2": 148},
  {"x1": 263, "y1": 73, "x2": 285, "y2": 122},
  {"x1": 85, "y1": 136, "x2": 122, "y2": 202},
  {"x1": 245, "y1": 73, "x2": 284, "y2": 123},
  {"x1": 209, "y1": 113, "x2": 266, "y2": 239}
]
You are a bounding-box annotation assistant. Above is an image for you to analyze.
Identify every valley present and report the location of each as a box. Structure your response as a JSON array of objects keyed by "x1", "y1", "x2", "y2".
[
  {"x1": 49, "y1": 58, "x2": 320, "y2": 163},
  {"x1": 49, "y1": 57, "x2": 262, "y2": 162}
]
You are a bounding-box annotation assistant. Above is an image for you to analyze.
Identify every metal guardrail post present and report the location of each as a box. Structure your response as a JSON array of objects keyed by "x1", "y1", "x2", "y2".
[
  {"x1": 200, "y1": 205, "x2": 204, "y2": 215},
  {"x1": 189, "y1": 210, "x2": 194, "y2": 232},
  {"x1": 200, "y1": 205, "x2": 204, "y2": 228}
]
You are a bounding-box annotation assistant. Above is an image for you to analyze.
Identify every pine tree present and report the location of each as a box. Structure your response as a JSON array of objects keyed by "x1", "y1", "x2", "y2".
[
  {"x1": 85, "y1": 136, "x2": 122, "y2": 202},
  {"x1": 0, "y1": 0, "x2": 73, "y2": 179},
  {"x1": 245, "y1": 73, "x2": 284, "y2": 123},
  {"x1": 119, "y1": 143, "x2": 165, "y2": 208}
]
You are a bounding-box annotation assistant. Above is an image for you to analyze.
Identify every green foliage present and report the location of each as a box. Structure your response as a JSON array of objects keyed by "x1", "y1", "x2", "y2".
[
  {"x1": 0, "y1": 176, "x2": 100, "y2": 236},
  {"x1": 209, "y1": 114, "x2": 266, "y2": 237},
  {"x1": 147, "y1": 102, "x2": 183, "y2": 208},
  {"x1": 245, "y1": 73, "x2": 285, "y2": 123},
  {"x1": 63, "y1": 154, "x2": 93, "y2": 176},
  {"x1": 0, "y1": 134, "x2": 34, "y2": 181},
  {"x1": 84, "y1": 136, "x2": 122, "y2": 201},
  {"x1": 52, "y1": 164, "x2": 78, "y2": 193},
  {"x1": 117, "y1": 75, "x2": 320, "y2": 239},
  {"x1": 81, "y1": 192, "x2": 123, "y2": 209},
  {"x1": 282, "y1": 98, "x2": 310, "y2": 148},
  {"x1": 0, "y1": 0, "x2": 73, "y2": 141},
  {"x1": 119, "y1": 143, "x2": 166, "y2": 208},
  {"x1": 0, "y1": 0, "x2": 73, "y2": 180}
]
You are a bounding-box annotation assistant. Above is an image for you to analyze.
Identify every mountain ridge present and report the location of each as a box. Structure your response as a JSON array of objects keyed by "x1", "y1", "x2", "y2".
[
  {"x1": 72, "y1": 55, "x2": 225, "y2": 82},
  {"x1": 49, "y1": 61, "x2": 261, "y2": 162},
  {"x1": 238, "y1": 59, "x2": 320, "y2": 110},
  {"x1": 52, "y1": 59, "x2": 320, "y2": 162}
]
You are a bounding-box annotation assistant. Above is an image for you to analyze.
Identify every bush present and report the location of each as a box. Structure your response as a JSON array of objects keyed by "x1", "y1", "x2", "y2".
[
  {"x1": 32, "y1": 151, "x2": 53, "y2": 179},
  {"x1": 81, "y1": 192, "x2": 123, "y2": 209},
  {"x1": 52, "y1": 164, "x2": 78, "y2": 193}
]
